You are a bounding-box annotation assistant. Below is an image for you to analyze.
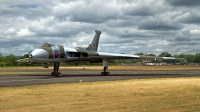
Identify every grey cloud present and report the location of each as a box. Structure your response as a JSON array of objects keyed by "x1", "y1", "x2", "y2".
[
  {"x1": 0, "y1": 0, "x2": 199, "y2": 56},
  {"x1": 11, "y1": 4, "x2": 38, "y2": 9},
  {"x1": 121, "y1": 5, "x2": 154, "y2": 16},
  {"x1": 138, "y1": 18, "x2": 183, "y2": 30},
  {"x1": 171, "y1": 41, "x2": 198, "y2": 46},
  {"x1": 175, "y1": 12, "x2": 200, "y2": 24},
  {"x1": 121, "y1": 3, "x2": 162, "y2": 16},
  {"x1": 0, "y1": 7, "x2": 47, "y2": 19},
  {"x1": 0, "y1": 38, "x2": 40, "y2": 47},
  {"x1": 117, "y1": 30, "x2": 175, "y2": 39},
  {"x1": 174, "y1": 36, "x2": 191, "y2": 41},
  {"x1": 166, "y1": 0, "x2": 200, "y2": 6},
  {"x1": 52, "y1": 1, "x2": 120, "y2": 23}
]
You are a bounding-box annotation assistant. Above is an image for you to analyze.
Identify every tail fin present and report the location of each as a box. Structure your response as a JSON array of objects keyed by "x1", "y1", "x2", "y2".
[{"x1": 87, "y1": 30, "x2": 101, "y2": 52}]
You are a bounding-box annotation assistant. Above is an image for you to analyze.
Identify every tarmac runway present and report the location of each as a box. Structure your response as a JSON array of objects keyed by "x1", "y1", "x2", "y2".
[{"x1": 1, "y1": 70, "x2": 200, "y2": 87}]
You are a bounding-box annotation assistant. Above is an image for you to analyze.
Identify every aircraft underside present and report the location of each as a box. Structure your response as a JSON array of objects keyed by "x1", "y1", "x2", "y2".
[{"x1": 50, "y1": 59, "x2": 110, "y2": 77}]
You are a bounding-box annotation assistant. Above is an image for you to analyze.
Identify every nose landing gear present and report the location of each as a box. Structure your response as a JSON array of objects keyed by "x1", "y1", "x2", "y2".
[{"x1": 51, "y1": 63, "x2": 61, "y2": 77}]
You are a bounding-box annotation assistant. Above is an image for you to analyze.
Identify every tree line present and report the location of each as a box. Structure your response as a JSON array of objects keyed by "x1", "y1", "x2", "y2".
[
  {"x1": 0, "y1": 53, "x2": 39, "y2": 67},
  {"x1": 0, "y1": 52, "x2": 200, "y2": 67}
]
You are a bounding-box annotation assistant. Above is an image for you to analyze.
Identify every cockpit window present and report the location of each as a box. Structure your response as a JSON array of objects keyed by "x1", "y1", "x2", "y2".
[{"x1": 41, "y1": 42, "x2": 55, "y2": 47}]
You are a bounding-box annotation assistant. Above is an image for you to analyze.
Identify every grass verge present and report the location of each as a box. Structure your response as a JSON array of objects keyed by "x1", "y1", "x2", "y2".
[
  {"x1": 1, "y1": 65, "x2": 200, "y2": 71},
  {"x1": 0, "y1": 77, "x2": 200, "y2": 112},
  {"x1": 0, "y1": 72, "x2": 49, "y2": 75},
  {"x1": 63, "y1": 65, "x2": 200, "y2": 70},
  {"x1": 1, "y1": 66, "x2": 200, "y2": 75}
]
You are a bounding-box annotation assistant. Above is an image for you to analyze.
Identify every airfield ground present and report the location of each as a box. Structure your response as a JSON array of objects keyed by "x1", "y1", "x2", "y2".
[
  {"x1": 1, "y1": 65, "x2": 200, "y2": 75},
  {"x1": 0, "y1": 77, "x2": 200, "y2": 112},
  {"x1": 0, "y1": 66, "x2": 200, "y2": 111},
  {"x1": 1, "y1": 65, "x2": 200, "y2": 71}
]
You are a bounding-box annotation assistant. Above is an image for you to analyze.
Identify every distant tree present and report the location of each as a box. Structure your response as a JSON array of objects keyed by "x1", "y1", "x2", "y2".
[
  {"x1": 135, "y1": 52, "x2": 144, "y2": 55},
  {"x1": 19, "y1": 52, "x2": 31, "y2": 59},
  {"x1": 185, "y1": 54, "x2": 196, "y2": 63},
  {"x1": 173, "y1": 54, "x2": 185, "y2": 63},
  {"x1": 146, "y1": 53, "x2": 156, "y2": 56},
  {"x1": 158, "y1": 52, "x2": 172, "y2": 63},
  {"x1": 0, "y1": 53, "x2": 3, "y2": 67},
  {"x1": 177, "y1": 53, "x2": 185, "y2": 58},
  {"x1": 0, "y1": 53, "x2": 2, "y2": 61},
  {"x1": 159, "y1": 52, "x2": 172, "y2": 57},
  {"x1": 3, "y1": 54, "x2": 18, "y2": 66},
  {"x1": 195, "y1": 53, "x2": 200, "y2": 63}
]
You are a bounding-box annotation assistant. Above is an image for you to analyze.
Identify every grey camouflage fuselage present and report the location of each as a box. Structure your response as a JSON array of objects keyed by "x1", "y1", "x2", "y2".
[
  {"x1": 16, "y1": 30, "x2": 181, "y2": 76},
  {"x1": 17, "y1": 30, "x2": 178, "y2": 64}
]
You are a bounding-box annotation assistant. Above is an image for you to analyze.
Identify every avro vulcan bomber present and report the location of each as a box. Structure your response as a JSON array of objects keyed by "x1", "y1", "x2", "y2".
[{"x1": 17, "y1": 30, "x2": 178, "y2": 77}]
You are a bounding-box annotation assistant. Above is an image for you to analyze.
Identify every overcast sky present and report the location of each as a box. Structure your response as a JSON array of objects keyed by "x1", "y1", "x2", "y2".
[{"x1": 0, "y1": 0, "x2": 200, "y2": 56}]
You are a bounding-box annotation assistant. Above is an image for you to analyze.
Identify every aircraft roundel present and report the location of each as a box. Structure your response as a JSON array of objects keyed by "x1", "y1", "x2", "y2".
[{"x1": 54, "y1": 50, "x2": 59, "y2": 58}]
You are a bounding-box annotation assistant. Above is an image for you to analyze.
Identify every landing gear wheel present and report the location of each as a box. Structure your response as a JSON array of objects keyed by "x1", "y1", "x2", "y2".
[
  {"x1": 101, "y1": 72, "x2": 110, "y2": 76},
  {"x1": 51, "y1": 72, "x2": 55, "y2": 76},
  {"x1": 51, "y1": 63, "x2": 61, "y2": 77},
  {"x1": 55, "y1": 72, "x2": 61, "y2": 77},
  {"x1": 101, "y1": 60, "x2": 109, "y2": 76}
]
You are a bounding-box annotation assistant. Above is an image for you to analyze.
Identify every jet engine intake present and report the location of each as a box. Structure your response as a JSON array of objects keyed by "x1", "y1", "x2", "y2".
[{"x1": 67, "y1": 52, "x2": 88, "y2": 58}]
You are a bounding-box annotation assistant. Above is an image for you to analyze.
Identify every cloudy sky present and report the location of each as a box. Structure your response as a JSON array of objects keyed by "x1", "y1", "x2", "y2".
[{"x1": 0, "y1": 0, "x2": 200, "y2": 56}]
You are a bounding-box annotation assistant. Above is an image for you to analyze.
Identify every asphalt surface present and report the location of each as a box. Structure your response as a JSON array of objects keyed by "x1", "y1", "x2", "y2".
[{"x1": 0, "y1": 70, "x2": 200, "y2": 87}]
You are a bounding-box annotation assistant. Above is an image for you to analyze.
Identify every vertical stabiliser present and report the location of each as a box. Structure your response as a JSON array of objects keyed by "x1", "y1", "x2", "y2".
[{"x1": 87, "y1": 30, "x2": 101, "y2": 52}]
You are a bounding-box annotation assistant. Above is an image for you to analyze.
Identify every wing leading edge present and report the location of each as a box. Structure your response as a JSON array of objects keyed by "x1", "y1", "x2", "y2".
[{"x1": 89, "y1": 52, "x2": 179, "y2": 61}]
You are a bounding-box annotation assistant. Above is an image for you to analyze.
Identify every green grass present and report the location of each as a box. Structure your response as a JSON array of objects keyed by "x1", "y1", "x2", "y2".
[{"x1": 0, "y1": 77, "x2": 200, "y2": 112}]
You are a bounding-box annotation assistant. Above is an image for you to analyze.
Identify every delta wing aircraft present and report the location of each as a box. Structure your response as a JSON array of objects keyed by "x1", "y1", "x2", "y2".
[{"x1": 17, "y1": 30, "x2": 178, "y2": 77}]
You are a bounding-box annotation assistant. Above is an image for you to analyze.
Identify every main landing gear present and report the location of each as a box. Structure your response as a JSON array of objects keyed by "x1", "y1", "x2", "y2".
[
  {"x1": 101, "y1": 60, "x2": 110, "y2": 76},
  {"x1": 51, "y1": 63, "x2": 61, "y2": 77}
]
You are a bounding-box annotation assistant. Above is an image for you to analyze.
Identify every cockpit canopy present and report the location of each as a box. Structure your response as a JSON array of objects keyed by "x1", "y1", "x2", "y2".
[{"x1": 41, "y1": 42, "x2": 55, "y2": 47}]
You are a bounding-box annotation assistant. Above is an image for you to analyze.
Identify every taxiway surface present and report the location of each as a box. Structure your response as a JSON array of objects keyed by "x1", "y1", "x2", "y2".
[{"x1": 1, "y1": 70, "x2": 200, "y2": 87}]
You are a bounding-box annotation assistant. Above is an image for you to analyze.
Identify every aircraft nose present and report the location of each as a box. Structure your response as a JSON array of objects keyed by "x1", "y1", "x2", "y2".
[{"x1": 30, "y1": 49, "x2": 49, "y2": 59}]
